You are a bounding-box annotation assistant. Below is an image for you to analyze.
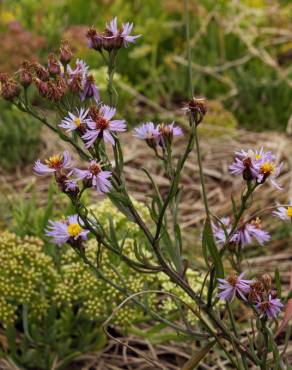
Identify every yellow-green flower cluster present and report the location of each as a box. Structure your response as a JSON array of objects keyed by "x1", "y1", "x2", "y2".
[
  {"x1": 54, "y1": 238, "x2": 154, "y2": 327},
  {"x1": 0, "y1": 232, "x2": 56, "y2": 326},
  {"x1": 0, "y1": 199, "x2": 218, "y2": 332},
  {"x1": 89, "y1": 198, "x2": 151, "y2": 241}
]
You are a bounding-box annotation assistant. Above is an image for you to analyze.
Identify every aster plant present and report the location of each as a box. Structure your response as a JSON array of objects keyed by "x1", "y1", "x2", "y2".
[{"x1": 1, "y1": 5, "x2": 291, "y2": 369}]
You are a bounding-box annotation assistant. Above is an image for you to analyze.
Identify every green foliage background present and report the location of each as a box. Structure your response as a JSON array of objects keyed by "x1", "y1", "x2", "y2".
[{"x1": 0, "y1": 0, "x2": 291, "y2": 132}]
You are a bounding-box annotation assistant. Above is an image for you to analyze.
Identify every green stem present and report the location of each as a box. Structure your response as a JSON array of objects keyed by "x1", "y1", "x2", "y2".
[{"x1": 261, "y1": 319, "x2": 269, "y2": 370}]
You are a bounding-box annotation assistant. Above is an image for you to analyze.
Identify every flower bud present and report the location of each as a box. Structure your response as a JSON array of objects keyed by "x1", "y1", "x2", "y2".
[
  {"x1": 242, "y1": 158, "x2": 254, "y2": 181},
  {"x1": 60, "y1": 40, "x2": 73, "y2": 65},
  {"x1": 68, "y1": 73, "x2": 83, "y2": 93},
  {"x1": 33, "y1": 62, "x2": 49, "y2": 81},
  {"x1": 0, "y1": 73, "x2": 9, "y2": 84},
  {"x1": 46, "y1": 80, "x2": 64, "y2": 102},
  {"x1": 48, "y1": 53, "x2": 61, "y2": 76},
  {"x1": 185, "y1": 97, "x2": 207, "y2": 126},
  {"x1": 249, "y1": 280, "x2": 264, "y2": 302},
  {"x1": 34, "y1": 78, "x2": 49, "y2": 98},
  {"x1": 64, "y1": 180, "x2": 79, "y2": 197},
  {"x1": 0, "y1": 78, "x2": 20, "y2": 101},
  {"x1": 270, "y1": 289, "x2": 278, "y2": 299},
  {"x1": 259, "y1": 274, "x2": 272, "y2": 290},
  {"x1": 86, "y1": 27, "x2": 103, "y2": 51},
  {"x1": 83, "y1": 177, "x2": 93, "y2": 189},
  {"x1": 19, "y1": 69, "x2": 32, "y2": 87},
  {"x1": 19, "y1": 61, "x2": 33, "y2": 87}
]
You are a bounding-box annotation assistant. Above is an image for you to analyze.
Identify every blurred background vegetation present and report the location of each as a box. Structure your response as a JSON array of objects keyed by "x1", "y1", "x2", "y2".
[{"x1": 0, "y1": 0, "x2": 291, "y2": 135}]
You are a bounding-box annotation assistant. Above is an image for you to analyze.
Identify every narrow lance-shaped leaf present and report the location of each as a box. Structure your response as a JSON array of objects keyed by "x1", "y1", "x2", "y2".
[{"x1": 202, "y1": 219, "x2": 224, "y2": 278}]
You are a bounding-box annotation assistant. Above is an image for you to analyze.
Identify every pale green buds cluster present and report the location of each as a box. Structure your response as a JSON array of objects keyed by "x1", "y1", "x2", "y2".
[{"x1": 0, "y1": 200, "x2": 215, "y2": 331}]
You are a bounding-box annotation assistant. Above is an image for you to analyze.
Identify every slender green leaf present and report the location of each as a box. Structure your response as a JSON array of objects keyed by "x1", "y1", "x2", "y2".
[{"x1": 202, "y1": 220, "x2": 224, "y2": 278}]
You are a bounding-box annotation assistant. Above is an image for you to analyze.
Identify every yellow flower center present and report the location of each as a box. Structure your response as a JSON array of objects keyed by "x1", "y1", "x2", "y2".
[
  {"x1": 287, "y1": 206, "x2": 292, "y2": 218},
  {"x1": 251, "y1": 217, "x2": 262, "y2": 229},
  {"x1": 74, "y1": 117, "x2": 81, "y2": 127},
  {"x1": 255, "y1": 154, "x2": 262, "y2": 160},
  {"x1": 260, "y1": 162, "x2": 275, "y2": 175},
  {"x1": 45, "y1": 154, "x2": 63, "y2": 168},
  {"x1": 67, "y1": 223, "x2": 82, "y2": 237}
]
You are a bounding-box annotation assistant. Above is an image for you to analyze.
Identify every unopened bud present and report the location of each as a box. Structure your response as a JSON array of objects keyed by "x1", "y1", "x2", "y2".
[
  {"x1": 185, "y1": 97, "x2": 207, "y2": 126},
  {"x1": 33, "y1": 62, "x2": 49, "y2": 81},
  {"x1": 260, "y1": 274, "x2": 272, "y2": 290},
  {"x1": 60, "y1": 40, "x2": 73, "y2": 65},
  {"x1": 0, "y1": 73, "x2": 9, "y2": 84},
  {"x1": 86, "y1": 27, "x2": 103, "y2": 51},
  {"x1": 0, "y1": 78, "x2": 20, "y2": 101},
  {"x1": 19, "y1": 61, "x2": 33, "y2": 87},
  {"x1": 34, "y1": 78, "x2": 49, "y2": 98},
  {"x1": 48, "y1": 53, "x2": 61, "y2": 76},
  {"x1": 270, "y1": 289, "x2": 278, "y2": 299}
]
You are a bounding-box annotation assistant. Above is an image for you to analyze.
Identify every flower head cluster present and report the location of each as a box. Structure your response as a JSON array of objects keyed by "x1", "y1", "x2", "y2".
[
  {"x1": 82, "y1": 104, "x2": 126, "y2": 147},
  {"x1": 86, "y1": 17, "x2": 140, "y2": 52},
  {"x1": 74, "y1": 160, "x2": 112, "y2": 193},
  {"x1": 34, "y1": 150, "x2": 71, "y2": 176},
  {"x1": 45, "y1": 215, "x2": 89, "y2": 247},
  {"x1": 0, "y1": 232, "x2": 55, "y2": 326},
  {"x1": 218, "y1": 273, "x2": 283, "y2": 319},
  {"x1": 229, "y1": 147, "x2": 282, "y2": 189},
  {"x1": 0, "y1": 73, "x2": 20, "y2": 100},
  {"x1": 249, "y1": 274, "x2": 284, "y2": 319},
  {"x1": 184, "y1": 96, "x2": 207, "y2": 125},
  {"x1": 134, "y1": 121, "x2": 183, "y2": 149},
  {"x1": 218, "y1": 273, "x2": 253, "y2": 301},
  {"x1": 13, "y1": 46, "x2": 100, "y2": 105},
  {"x1": 66, "y1": 59, "x2": 100, "y2": 102},
  {"x1": 59, "y1": 108, "x2": 88, "y2": 133},
  {"x1": 213, "y1": 217, "x2": 270, "y2": 247}
]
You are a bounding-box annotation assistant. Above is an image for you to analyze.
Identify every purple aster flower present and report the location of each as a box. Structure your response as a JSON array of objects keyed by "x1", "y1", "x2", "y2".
[
  {"x1": 229, "y1": 148, "x2": 263, "y2": 180},
  {"x1": 45, "y1": 214, "x2": 89, "y2": 246},
  {"x1": 212, "y1": 217, "x2": 232, "y2": 245},
  {"x1": 105, "y1": 17, "x2": 140, "y2": 48},
  {"x1": 120, "y1": 21, "x2": 141, "y2": 46},
  {"x1": 157, "y1": 122, "x2": 183, "y2": 147},
  {"x1": 86, "y1": 27, "x2": 103, "y2": 50},
  {"x1": 74, "y1": 160, "x2": 112, "y2": 193},
  {"x1": 256, "y1": 160, "x2": 283, "y2": 190},
  {"x1": 213, "y1": 217, "x2": 270, "y2": 247},
  {"x1": 256, "y1": 295, "x2": 284, "y2": 319},
  {"x1": 229, "y1": 147, "x2": 282, "y2": 189},
  {"x1": 66, "y1": 59, "x2": 89, "y2": 94},
  {"x1": 64, "y1": 179, "x2": 79, "y2": 194},
  {"x1": 67, "y1": 59, "x2": 88, "y2": 79},
  {"x1": 82, "y1": 104, "x2": 126, "y2": 147},
  {"x1": 59, "y1": 108, "x2": 88, "y2": 132},
  {"x1": 218, "y1": 273, "x2": 253, "y2": 301},
  {"x1": 80, "y1": 75, "x2": 100, "y2": 103},
  {"x1": 233, "y1": 219, "x2": 270, "y2": 247},
  {"x1": 134, "y1": 122, "x2": 160, "y2": 148},
  {"x1": 34, "y1": 151, "x2": 71, "y2": 176},
  {"x1": 272, "y1": 198, "x2": 292, "y2": 221}
]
